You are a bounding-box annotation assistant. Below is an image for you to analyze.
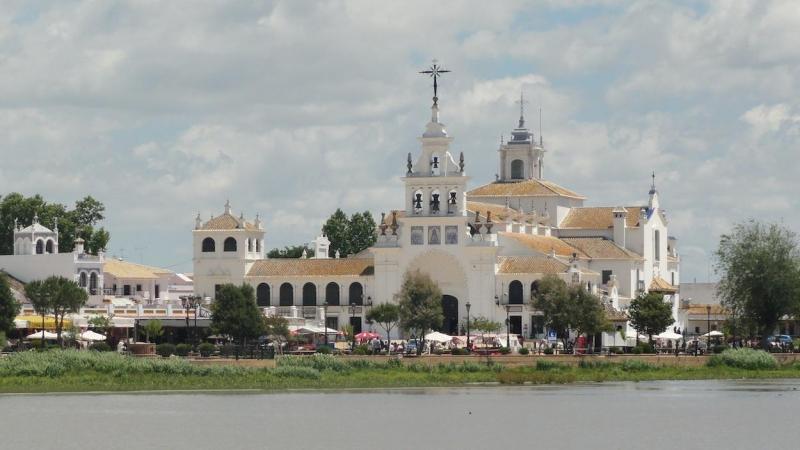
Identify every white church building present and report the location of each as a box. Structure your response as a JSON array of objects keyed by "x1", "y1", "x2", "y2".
[{"x1": 192, "y1": 84, "x2": 680, "y2": 345}]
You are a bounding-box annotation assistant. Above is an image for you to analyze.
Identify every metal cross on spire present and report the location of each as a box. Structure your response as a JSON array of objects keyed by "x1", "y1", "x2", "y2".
[
  {"x1": 419, "y1": 59, "x2": 451, "y2": 105},
  {"x1": 516, "y1": 90, "x2": 529, "y2": 128},
  {"x1": 650, "y1": 171, "x2": 657, "y2": 192}
]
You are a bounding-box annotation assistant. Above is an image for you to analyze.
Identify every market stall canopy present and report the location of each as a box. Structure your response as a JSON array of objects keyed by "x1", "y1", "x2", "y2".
[
  {"x1": 700, "y1": 330, "x2": 724, "y2": 338},
  {"x1": 355, "y1": 331, "x2": 380, "y2": 341},
  {"x1": 80, "y1": 330, "x2": 107, "y2": 341},
  {"x1": 25, "y1": 330, "x2": 58, "y2": 340},
  {"x1": 289, "y1": 325, "x2": 339, "y2": 335},
  {"x1": 656, "y1": 331, "x2": 683, "y2": 340},
  {"x1": 16, "y1": 315, "x2": 71, "y2": 330},
  {"x1": 425, "y1": 331, "x2": 452, "y2": 343}
]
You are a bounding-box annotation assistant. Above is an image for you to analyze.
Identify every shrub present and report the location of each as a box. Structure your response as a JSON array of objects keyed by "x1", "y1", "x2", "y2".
[
  {"x1": 220, "y1": 343, "x2": 237, "y2": 357},
  {"x1": 518, "y1": 347, "x2": 530, "y2": 355},
  {"x1": 499, "y1": 347, "x2": 511, "y2": 355},
  {"x1": 634, "y1": 342, "x2": 654, "y2": 354},
  {"x1": 707, "y1": 348, "x2": 778, "y2": 370},
  {"x1": 316, "y1": 346, "x2": 332, "y2": 354},
  {"x1": 621, "y1": 360, "x2": 655, "y2": 372},
  {"x1": 198, "y1": 342, "x2": 215, "y2": 357},
  {"x1": 712, "y1": 344, "x2": 729, "y2": 354},
  {"x1": 175, "y1": 344, "x2": 191, "y2": 357},
  {"x1": 536, "y1": 360, "x2": 567, "y2": 371},
  {"x1": 352, "y1": 345, "x2": 370, "y2": 355},
  {"x1": 609, "y1": 347, "x2": 623, "y2": 354},
  {"x1": 271, "y1": 366, "x2": 321, "y2": 379},
  {"x1": 89, "y1": 342, "x2": 112, "y2": 352},
  {"x1": 450, "y1": 347, "x2": 468, "y2": 355},
  {"x1": 387, "y1": 357, "x2": 403, "y2": 369},
  {"x1": 156, "y1": 343, "x2": 176, "y2": 357},
  {"x1": 543, "y1": 347, "x2": 554, "y2": 355}
]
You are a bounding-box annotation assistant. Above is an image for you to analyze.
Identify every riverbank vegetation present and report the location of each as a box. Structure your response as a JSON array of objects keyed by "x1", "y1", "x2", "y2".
[{"x1": 1, "y1": 349, "x2": 799, "y2": 394}]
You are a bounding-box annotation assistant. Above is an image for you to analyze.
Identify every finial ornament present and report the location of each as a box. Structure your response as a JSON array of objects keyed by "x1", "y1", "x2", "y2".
[
  {"x1": 516, "y1": 90, "x2": 528, "y2": 128},
  {"x1": 54, "y1": 217, "x2": 58, "y2": 232},
  {"x1": 651, "y1": 171, "x2": 656, "y2": 191},
  {"x1": 407, "y1": 152, "x2": 413, "y2": 175},
  {"x1": 419, "y1": 59, "x2": 451, "y2": 105},
  {"x1": 459, "y1": 152, "x2": 465, "y2": 173}
]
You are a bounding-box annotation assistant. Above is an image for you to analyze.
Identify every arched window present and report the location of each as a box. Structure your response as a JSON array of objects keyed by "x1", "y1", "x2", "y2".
[
  {"x1": 531, "y1": 280, "x2": 540, "y2": 300},
  {"x1": 511, "y1": 159, "x2": 524, "y2": 179},
  {"x1": 431, "y1": 153, "x2": 441, "y2": 175},
  {"x1": 509, "y1": 280, "x2": 523, "y2": 304},
  {"x1": 35, "y1": 239, "x2": 44, "y2": 254},
  {"x1": 430, "y1": 189, "x2": 441, "y2": 214},
  {"x1": 223, "y1": 237, "x2": 237, "y2": 252},
  {"x1": 412, "y1": 189, "x2": 424, "y2": 214},
  {"x1": 246, "y1": 238, "x2": 252, "y2": 252},
  {"x1": 303, "y1": 283, "x2": 317, "y2": 306},
  {"x1": 45, "y1": 240, "x2": 54, "y2": 254},
  {"x1": 654, "y1": 230, "x2": 661, "y2": 261},
  {"x1": 79, "y1": 272, "x2": 87, "y2": 288},
  {"x1": 349, "y1": 282, "x2": 363, "y2": 305},
  {"x1": 89, "y1": 272, "x2": 98, "y2": 295},
  {"x1": 256, "y1": 283, "x2": 270, "y2": 307},
  {"x1": 255, "y1": 239, "x2": 261, "y2": 253},
  {"x1": 279, "y1": 283, "x2": 293, "y2": 306},
  {"x1": 201, "y1": 237, "x2": 216, "y2": 252},
  {"x1": 325, "y1": 282, "x2": 340, "y2": 306}
]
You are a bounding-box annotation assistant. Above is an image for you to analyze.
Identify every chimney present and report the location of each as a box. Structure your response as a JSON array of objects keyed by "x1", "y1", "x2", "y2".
[
  {"x1": 612, "y1": 207, "x2": 627, "y2": 247},
  {"x1": 74, "y1": 237, "x2": 85, "y2": 255}
]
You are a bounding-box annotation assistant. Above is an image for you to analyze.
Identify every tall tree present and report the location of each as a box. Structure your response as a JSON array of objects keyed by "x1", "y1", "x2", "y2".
[
  {"x1": 322, "y1": 209, "x2": 376, "y2": 257},
  {"x1": 143, "y1": 319, "x2": 163, "y2": 343},
  {"x1": 397, "y1": 270, "x2": 443, "y2": 355},
  {"x1": 211, "y1": 284, "x2": 264, "y2": 346},
  {"x1": 628, "y1": 292, "x2": 674, "y2": 344},
  {"x1": 716, "y1": 221, "x2": 800, "y2": 350},
  {"x1": 47, "y1": 276, "x2": 88, "y2": 346},
  {"x1": 570, "y1": 286, "x2": 612, "y2": 353},
  {"x1": 24, "y1": 279, "x2": 53, "y2": 344},
  {"x1": 0, "y1": 274, "x2": 21, "y2": 335},
  {"x1": 366, "y1": 303, "x2": 400, "y2": 353},
  {"x1": 531, "y1": 275, "x2": 573, "y2": 348},
  {"x1": 0, "y1": 193, "x2": 109, "y2": 254}
]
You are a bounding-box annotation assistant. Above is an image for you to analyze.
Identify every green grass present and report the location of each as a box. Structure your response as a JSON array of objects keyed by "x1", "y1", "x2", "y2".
[{"x1": 1, "y1": 350, "x2": 799, "y2": 393}]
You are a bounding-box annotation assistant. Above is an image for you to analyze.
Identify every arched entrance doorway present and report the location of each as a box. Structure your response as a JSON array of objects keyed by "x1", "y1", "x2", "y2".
[{"x1": 441, "y1": 295, "x2": 458, "y2": 335}]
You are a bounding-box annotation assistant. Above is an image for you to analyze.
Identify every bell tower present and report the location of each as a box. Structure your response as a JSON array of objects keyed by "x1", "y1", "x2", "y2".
[{"x1": 498, "y1": 92, "x2": 546, "y2": 181}]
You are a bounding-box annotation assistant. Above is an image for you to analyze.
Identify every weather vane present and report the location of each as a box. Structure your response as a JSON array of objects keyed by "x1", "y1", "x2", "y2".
[{"x1": 419, "y1": 59, "x2": 451, "y2": 105}]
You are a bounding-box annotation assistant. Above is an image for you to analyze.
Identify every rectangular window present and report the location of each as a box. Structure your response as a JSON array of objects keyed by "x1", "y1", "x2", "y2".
[
  {"x1": 410, "y1": 226, "x2": 424, "y2": 245},
  {"x1": 136, "y1": 284, "x2": 142, "y2": 292},
  {"x1": 428, "y1": 226, "x2": 441, "y2": 245},
  {"x1": 123, "y1": 285, "x2": 131, "y2": 296},
  {"x1": 602, "y1": 270, "x2": 612, "y2": 285},
  {"x1": 445, "y1": 226, "x2": 458, "y2": 244},
  {"x1": 695, "y1": 326, "x2": 700, "y2": 334},
  {"x1": 326, "y1": 317, "x2": 339, "y2": 332}
]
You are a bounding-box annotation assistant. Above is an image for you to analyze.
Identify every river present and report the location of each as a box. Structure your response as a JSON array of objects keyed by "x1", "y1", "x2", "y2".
[{"x1": 1, "y1": 379, "x2": 798, "y2": 449}]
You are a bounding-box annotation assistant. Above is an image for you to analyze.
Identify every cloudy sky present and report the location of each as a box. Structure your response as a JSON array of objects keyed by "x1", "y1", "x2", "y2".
[{"x1": 0, "y1": 0, "x2": 798, "y2": 282}]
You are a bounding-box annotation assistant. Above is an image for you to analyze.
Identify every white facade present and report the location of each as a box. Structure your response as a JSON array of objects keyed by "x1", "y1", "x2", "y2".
[{"x1": 191, "y1": 89, "x2": 681, "y2": 344}]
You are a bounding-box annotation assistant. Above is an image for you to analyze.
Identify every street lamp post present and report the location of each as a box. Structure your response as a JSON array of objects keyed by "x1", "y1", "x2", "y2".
[
  {"x1": 323, "y1": 301, "x2": 329, "y2": 349},
  {"x1": 349, "y1": 302, "x2": 358, "y2": 350},
  {"x1": 465, "y1": 301, "x2": 471, "y2": 352},
  {"x1": 180, "y1": 295, "x2": 191, "y2": 345},
  {"x1": 706, "y1": 305, "x2": 711, "y2": 352},
  {"x1": 496, "y1": 295, "x2": 510, "y2": 349}
]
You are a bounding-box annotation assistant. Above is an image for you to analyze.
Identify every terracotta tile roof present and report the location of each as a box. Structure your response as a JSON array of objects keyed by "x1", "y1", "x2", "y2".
[
  {"x1": 201, "y1": 213, "x2": 258, "y2": 231},
  {"x1": 468, "y1": 179, "x2": 585, "y2": 199},
  {"x1": 683, "y1": 304, "x2": 728, "y2": 315},
  {"x1": 104, "y1": 259, "x2": 172, "y2": 280},
  {"x1": 559, "y1": 206, "x2": 644, "y2": 229},
  {"x1": 499, "y1": 232, "x2": 584, "y2": 258},
  {"x1": 497, "y1": 256, "x2": 570, "y2": 274},
  {"x1": 604, "y1": 303, "x2": 628, "y2": 321},
  {"x1": 246, "y1": 258, "x2": 374, "y2": 277},
  {"x1": 466, "y1": 201, "x2": 518, "y2": 221},
  {"x1": 560, "y1": 237, "x2": 642, "y2": 260},
  {"x1": 649, "y1": 276, "x2": 678, "y2": 293}
]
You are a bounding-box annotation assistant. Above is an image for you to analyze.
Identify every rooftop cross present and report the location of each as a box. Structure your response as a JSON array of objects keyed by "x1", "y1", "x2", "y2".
[
  {"x1": 419, "y1": 59, "x2": 451, "y2": 105},
  {"x1": 516, "y1": 90, "x2": 528, "y2": 128},
  {"x1": 650, "y1": 171, "x2": 657, "y2": 193}
]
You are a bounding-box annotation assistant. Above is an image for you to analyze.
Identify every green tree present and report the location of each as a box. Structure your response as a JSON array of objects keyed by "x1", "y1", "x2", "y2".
[
  {"x1": 716, "y1": 221, "x2": 800, "y2": 350},
  {"x1": 628, "y1": 292, "x2": 674, "y2": 344},
  {"x1": 471, "y1": 316, "x2": 502, "y2": 350},
  {"x1": 531, "y1": 275, "x2": 573, "y2": 348},
  {"x1": 88, "y1": 314, "x2": 113, "y2": 336},
  {"x1": 322, "y1": 209, "x2": 377, "y2": 257},
  {"x1": 0, "y1": 274, "x2": 21, "y2": 335},
  {"x1": 48, "y1": 276, "x2": 89, "y2": 346},
  {"x1": 397, "y1": 270, "x2": 443, "y2": 355},
  {"x1": 24, "y1": 279, "x2": 52, "y2": 344},
  {"x1": 211, "y1": 284, "x2": 264, "y2": 346},
  {"x1": 263, "y1": 315, "x2": 290, "y2": 355},
  {"x1": 366, "y1": 303, "x2": 400, "y2": 353},
  {"x1": 570, "y1": 286, "x2": 612, "y2": 353},
  {"x1": 267, "y1": 244, "x2": 313, "y2": 258},
  {"x1": 0, "y1": 193, "x2": 109, "y2": 254},
  {"x1": 143, "y1": 319, "x2": 163, "y2": 343}
]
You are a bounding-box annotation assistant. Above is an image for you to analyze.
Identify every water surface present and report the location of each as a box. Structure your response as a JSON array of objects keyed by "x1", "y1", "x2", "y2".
[{"x1": 2, "y1": 380, "x2": 797, "y2": 449}]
